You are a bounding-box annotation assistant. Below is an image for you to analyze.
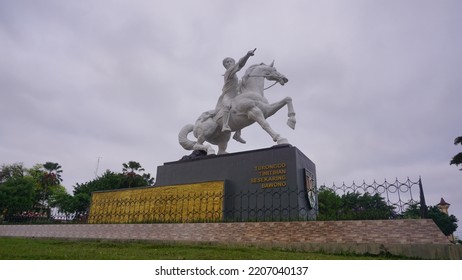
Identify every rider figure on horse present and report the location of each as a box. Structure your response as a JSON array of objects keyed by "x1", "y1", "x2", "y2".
[{"x1": 216, "y1": 48, "x2": 256, "y2": 144}]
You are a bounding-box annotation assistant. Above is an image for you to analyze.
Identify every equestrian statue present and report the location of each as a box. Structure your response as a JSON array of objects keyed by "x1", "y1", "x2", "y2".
[{"x1": 178, "y1": 48, "x2": 296, "y2": 155}]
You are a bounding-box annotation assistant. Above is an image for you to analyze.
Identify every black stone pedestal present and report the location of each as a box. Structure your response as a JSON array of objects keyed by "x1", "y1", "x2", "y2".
[{"x1": 155, "y1": 145, "x2": 317, "y2": 221}]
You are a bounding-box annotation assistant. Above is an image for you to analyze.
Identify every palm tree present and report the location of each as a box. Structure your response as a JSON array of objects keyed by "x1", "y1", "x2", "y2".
[
  {"x1": 38, "y1": 162, "x2": 63, "y2": 217},
  {"x1": 122, "y1": 161, "x2": 145, "y2": 174},
  {"x1": 42, "y1": 162, "x2": 63, "y2": 185},
  {"x1": 121, "y1": 161, "x2": 155, "y2": 188},
  {"x1": 122, "y1": 161, "x2": 145, "y2": 188},
  {"x1": 450, "y1": 136, "x2": 462, "y2": 171}
]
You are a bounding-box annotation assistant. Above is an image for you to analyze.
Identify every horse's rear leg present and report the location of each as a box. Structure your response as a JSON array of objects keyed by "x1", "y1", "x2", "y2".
[
  {"x1": 217, "y1": 141, "x2": 228, "y2": 155},
  {"x1": 248, "y1": 108, "x2": 289, "y2": 145},
  {"x1": 193, "y1": 135, "x2": 216, "y2": 155}
]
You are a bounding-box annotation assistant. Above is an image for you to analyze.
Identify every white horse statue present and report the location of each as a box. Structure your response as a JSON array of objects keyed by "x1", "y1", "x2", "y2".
[{"x1": 178, "y1": 62, "x2": 296, "y2": 155}]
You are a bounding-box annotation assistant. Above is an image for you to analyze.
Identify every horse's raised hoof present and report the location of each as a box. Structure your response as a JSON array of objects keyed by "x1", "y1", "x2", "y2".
[
  {"x1": 287, "y1": 118, "x2": 296, "y2": 130},
  {"x1": 277, "y1": 138, "x2": 289, "y2": 145}
]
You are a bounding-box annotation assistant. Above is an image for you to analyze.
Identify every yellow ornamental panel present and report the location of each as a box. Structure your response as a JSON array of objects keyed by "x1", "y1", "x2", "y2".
[{"x1": 88, "y1": 181, "x2": 224, "y2": 224}]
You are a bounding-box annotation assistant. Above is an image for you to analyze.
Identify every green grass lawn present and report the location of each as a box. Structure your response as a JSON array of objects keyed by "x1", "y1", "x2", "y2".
[{"x1": 0, "y1": 237, "x2": 411, "y2": 260}]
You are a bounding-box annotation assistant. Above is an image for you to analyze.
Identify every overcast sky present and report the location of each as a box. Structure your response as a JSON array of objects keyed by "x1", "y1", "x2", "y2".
[{"x1": 1, "y1": 0, "x2": 461, "y2": 236}]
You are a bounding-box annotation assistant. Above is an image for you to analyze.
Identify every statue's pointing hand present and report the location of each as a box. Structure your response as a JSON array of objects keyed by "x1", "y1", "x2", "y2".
[{"x1": 248, "y1": 48, "x2": 256, "y2": 56}]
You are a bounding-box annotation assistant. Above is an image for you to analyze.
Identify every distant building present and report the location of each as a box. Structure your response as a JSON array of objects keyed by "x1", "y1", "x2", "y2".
[
  {"x1": 437, "y1": 197, "x2": 450, "y2": 215},
  {"x1": 437, "y1": 197, "x2": 454, "y2": 242}
]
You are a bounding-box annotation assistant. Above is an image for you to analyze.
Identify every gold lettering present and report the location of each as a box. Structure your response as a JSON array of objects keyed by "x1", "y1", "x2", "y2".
[
  {"x1": 262, "y1": 181, "x2": 287, "y2": 188},
  {"x1": 250, "y1": 175, "x2": 287, "y2": 184},
  {"x1": 255, "y1": 162, "x2": 286, "y2": 171},
  {"x1": 250, "y1": 162, "x2": 288, "y2": 188},
  {"x1": 258, "y1": 169, "x2": 286, "y2": 176}
]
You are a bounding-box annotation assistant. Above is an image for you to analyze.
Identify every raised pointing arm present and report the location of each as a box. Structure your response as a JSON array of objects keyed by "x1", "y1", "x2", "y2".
[{"x1": 237, "y1": 48, "x2": 256, "y2": 69}]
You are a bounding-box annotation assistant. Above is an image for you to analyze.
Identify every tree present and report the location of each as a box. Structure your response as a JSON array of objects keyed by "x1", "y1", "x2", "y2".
[
  {"x1": 401, "y1": 202, "x2": 421, "y2": 219},
  {"x1": 41, "y1": 162, "x2": 63, "y2": 186},
  {"x1": 48, "y1": 185, "x2": 75, "y2": 218},
  {"x1": 71, "y1": 192, "x2": 92, "y2": 217},
  {"x1": 317, "y1": 187, "x2": 395, "y2": 220},
  {"x1": 317, "y1": 186, "x2": 342, "y2": 220},
  {"x1": 0, "y1": 163, "x2": 25, "y2": 184},
  {"x1": 72, "y1": 170, "x2": 126, "y2": 214},
  {"x1": 402, "y1": 202, "x2": 458, "y2": 237},
  {"x1": 335, "y1": 192, "x2": 395, "y2": 220},
  {"x1": 122, "y1": 161, "x2": 154, "y2": 188},
  {"x1": 0, "y1": 176, "x2": 36, "y2": 217},
  {"x1": 0, "y1": 163, "x2": 37, "y2": 221},
  {"x1": 29, "y1": 162, "x2": 64, "y2": 218},
  {"x1": 450, "y1": 136, "x2": 462, "y2": 170},
  {"x1": 70, "y1": 162, "x2": 154, "y2": 215},
  {"x1": 428, "y1": 206, "x2": 458, "y2": 236},
  {"x1": 1, "y1": 162, "x2": 74, "y2": 222}
]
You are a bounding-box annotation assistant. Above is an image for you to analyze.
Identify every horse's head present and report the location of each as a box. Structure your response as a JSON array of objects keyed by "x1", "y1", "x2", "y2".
[
  {"x1": 243, "y1": 62, "x2": 289, "y2": 87},
  {"x1": 265, "y1": 61, "x2": 289, "y2": 85}
]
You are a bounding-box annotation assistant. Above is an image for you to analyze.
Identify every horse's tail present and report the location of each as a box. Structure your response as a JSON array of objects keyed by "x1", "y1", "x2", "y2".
[{"x1": 178, "y1": 124, "x2": 196, "y2": 150}]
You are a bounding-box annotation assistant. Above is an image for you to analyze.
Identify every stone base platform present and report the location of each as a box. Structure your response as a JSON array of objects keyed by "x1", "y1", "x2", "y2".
[
  {"x1": 1, "y1": 219, "x2": 459, "y2": 259},
  {"x1": 156, "y1": 145, "x2": 317, "y2": 221}
]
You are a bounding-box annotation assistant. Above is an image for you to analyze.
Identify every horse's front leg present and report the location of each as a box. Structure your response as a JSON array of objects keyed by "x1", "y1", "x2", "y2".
[
  {"x1": 285, "y1": 97, "x2": 296, "y2": 130},
  {"x1": 264, "y1": 97, "x2": 296, "y2": 130},
  {"x1": 248, "y1": 107, "x2": 289, "y2": 145}
]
